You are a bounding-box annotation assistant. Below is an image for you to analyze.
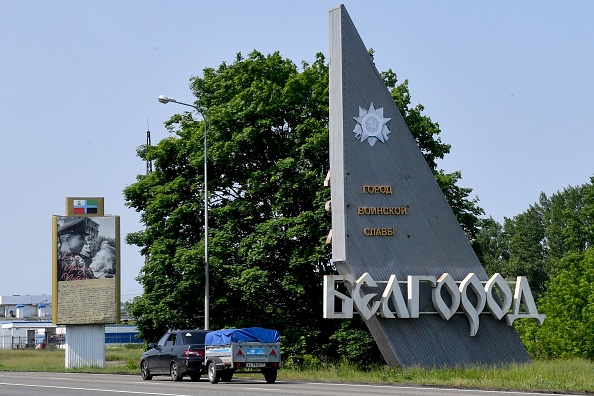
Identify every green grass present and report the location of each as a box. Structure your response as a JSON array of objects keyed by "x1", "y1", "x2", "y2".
[
  {"x1": 1, "y1": 347, "x2": 593, "y2": 393},
  {"x1": 0, "y1": 345, "x2": 142, "y2": 373},
  {"x1": 279, "y1": 359, "x2": 594, "y2": 393}
]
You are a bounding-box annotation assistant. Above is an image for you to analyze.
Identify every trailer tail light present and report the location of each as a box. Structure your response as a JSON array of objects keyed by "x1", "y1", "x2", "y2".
[{"x1": 183, "y1": 349, "x2": 204, "y2": 357}]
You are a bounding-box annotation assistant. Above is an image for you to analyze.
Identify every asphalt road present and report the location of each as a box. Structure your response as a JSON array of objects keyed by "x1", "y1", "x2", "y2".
[{"x1": 0, "y1": 372, "x2": 584, "y2": 396}]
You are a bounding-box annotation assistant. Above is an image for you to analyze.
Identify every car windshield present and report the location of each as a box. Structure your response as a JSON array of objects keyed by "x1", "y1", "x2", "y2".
[
  {"x1": 156, "y1": 333, "x2": 169, "y2": 348},
  {"x1": 179, "y1": 331, "x2": 206, "y2": 345}
]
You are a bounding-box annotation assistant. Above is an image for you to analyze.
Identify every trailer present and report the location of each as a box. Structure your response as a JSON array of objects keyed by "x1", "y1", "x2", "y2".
[{"x1": 204, "y1": 327, "x2": 281, "y2": 384}]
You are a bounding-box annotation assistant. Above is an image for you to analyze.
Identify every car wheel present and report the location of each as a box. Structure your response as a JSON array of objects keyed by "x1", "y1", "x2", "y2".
[
  {"x1": 141, "y1": 360, "x2": 152, "y2": 380},
  {"x1": 189, "y1": 373, "x2": 201, "y2": 382},
  {"x1": 264, "y1": 368, "x2": 277, "y2": 384},
  {"x1": 170, "y1": 361, "x2": 183, "y2": 381},
  {"x1": 207, "y1": 362, "x2": 220, "y2": 384}
]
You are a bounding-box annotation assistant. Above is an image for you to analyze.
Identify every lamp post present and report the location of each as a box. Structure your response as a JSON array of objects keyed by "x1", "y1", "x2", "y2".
[{"x1": 158, "y1": 95, "x2": 210, "y2": 330}]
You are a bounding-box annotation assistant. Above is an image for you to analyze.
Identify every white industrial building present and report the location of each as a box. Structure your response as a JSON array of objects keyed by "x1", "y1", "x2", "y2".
[
  {"x1": 0, "y1": 294, "x2": 51, "y2": 320},
  {"x1": 0, "y1": 294, "x2": 57, "y2": 349},
  {"x1": 0, "y1": 294, "x2": 140, "y2": 349}
]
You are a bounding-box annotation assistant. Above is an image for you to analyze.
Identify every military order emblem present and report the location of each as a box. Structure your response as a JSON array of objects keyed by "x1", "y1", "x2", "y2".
[{"x1": 353, "y1": 102, "x2": 392, "y2": 146}]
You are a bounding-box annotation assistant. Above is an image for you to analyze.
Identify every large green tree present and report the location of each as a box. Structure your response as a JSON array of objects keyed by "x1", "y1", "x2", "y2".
[
  {"x1": 474, "y1": 217, "x2": 509, "y2": 276},
  {"x1": 477, "y1": 177, "x2": 594, "y2": 298},
  {"x1": 517, "y1": 248, "x2": 594, "y2": 359},
  {"x1": 124, "y1": 50, "x2": 483, "y2": 359},
  {"x1": 476, "y1": 177, "x2": 594, "y2": 358}
]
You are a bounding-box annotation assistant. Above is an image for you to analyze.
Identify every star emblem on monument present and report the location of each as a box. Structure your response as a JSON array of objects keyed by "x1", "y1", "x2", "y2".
[{"x1": 352, "y1": 102, "x2": 392, "y2": 146}]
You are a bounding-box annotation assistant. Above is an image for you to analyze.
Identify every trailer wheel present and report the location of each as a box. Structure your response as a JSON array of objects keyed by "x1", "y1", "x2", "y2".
[
  {"x1": 207, "y1": 362, "x2": 220, "y2": 384},
  {"x1": 263, "y1": 368, "x2": 277, "y2": 384}
]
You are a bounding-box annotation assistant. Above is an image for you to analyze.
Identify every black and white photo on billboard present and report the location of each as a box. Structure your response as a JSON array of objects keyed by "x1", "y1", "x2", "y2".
[{"x1": 57, "y1": 216, "x2": 117, "y2": 281}]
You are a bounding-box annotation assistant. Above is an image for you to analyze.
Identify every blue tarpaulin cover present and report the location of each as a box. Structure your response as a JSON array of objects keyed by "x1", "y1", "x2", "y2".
[{"x1": 205, "y1": 327, "x2": 280, "y2": 345}]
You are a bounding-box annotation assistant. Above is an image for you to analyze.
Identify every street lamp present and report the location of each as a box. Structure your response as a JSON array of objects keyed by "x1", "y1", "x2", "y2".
[{"x1": 158, "y1": 95, "x2": 210, "y2": 331}]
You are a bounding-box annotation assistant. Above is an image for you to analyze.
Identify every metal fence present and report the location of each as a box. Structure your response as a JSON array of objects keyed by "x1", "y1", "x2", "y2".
[
  {"x1": 0, "y1": 335, "x2": 38, "y2": 349},
  {"x1": 1, "y1": 332, "x2": 142, "y2": 349},
  {"x1": 0, "y1": 334, "x2": 65, "y2": 350}
]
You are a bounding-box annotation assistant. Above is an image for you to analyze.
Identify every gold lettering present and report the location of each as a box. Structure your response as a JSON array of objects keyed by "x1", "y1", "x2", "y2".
[
  {"x1": 357, "y1": 206, "x2": 409, "y2": 215},
  {"x1": 362, "y1": 185, "x2": 393, "y2": 194},
  {"x1": 363, "y1": 228, "x2": 396, "y2": 236}
]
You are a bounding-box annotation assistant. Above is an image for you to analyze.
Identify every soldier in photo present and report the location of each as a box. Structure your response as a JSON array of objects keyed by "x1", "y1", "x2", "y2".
[{"x1": 57, "y1": 220, "x2": 95, "y2": 281}]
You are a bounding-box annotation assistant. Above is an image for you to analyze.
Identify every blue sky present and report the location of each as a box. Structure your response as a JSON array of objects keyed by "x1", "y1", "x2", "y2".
[{"x1": 1, "y1": 1, "x2": 593, "y2": 299}]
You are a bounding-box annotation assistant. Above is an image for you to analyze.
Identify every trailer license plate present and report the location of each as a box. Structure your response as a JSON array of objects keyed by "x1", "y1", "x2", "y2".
[{"x1": 246, "y1": 362, "x2": 266, "y2": 368}]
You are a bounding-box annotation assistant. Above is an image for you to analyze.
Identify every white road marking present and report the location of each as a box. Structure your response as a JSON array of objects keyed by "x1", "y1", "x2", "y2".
[{"x1": 0, "y1": 382, "x2": 192, "y2": 396}]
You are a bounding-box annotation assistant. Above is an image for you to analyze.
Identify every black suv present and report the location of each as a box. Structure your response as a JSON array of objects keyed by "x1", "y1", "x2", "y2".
[{"x1": 140, "y1": 329, "x2": 209, "y2": 381}]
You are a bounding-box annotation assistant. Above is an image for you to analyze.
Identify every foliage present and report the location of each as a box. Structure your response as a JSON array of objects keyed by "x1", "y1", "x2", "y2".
[
  {"x1": 476, "y1": 177, "x2": 594, "y2": 358},
  {"x1": 504, "y1": 206, "x2": 549, "y2": 299},
  {"x1": 477, "y1": 177, "x2": 594, "y2": 286},
  {"x1": 474, "y1": 217, "x2": 509, "y2": 276},
  {"x1": 125, "y1": 51, "x2": 333, "y2": 343},
  {"x1": 517, "y1": 248, "x2": 594, "y2": 360},
  {"x1": 542, "y1": 182, "x2": 594, "y2": 260},
  {"x1": 124, "y1": 50, "x2": 483, "y2": 356},
  {"x1": 327, "y1": 319, "x2": 384, "y2": 368},
  {"x1": 476, "y1": 177, "x2": 594, "y2": 300}
]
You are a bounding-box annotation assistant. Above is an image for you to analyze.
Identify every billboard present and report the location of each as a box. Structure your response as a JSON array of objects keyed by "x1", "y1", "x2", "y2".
[{"x1": 52, "y1": 202, "x2": 120, "y2": 325}]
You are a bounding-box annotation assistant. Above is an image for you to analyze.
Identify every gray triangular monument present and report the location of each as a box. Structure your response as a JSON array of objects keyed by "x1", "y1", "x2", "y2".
[{"x1": 328, "y1": 4, "x2": 531, "y2": 367}]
